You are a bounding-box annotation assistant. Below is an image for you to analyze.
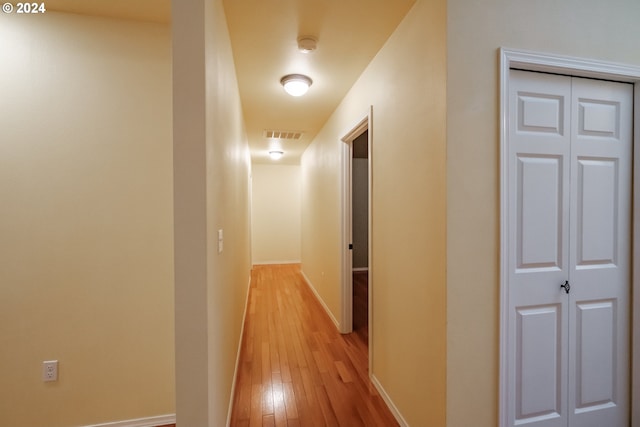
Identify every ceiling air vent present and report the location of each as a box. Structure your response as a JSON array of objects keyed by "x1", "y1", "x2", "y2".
[{"x1": 263, "y1": 130, "x2": 303, "y2": 140}]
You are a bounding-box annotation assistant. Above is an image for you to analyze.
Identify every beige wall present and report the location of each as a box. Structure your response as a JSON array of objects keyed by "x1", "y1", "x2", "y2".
[
  {"x1": 0, "y1": 12, "x2": 174, "y2": 427},
  {"x1": 300, "y1": 126, "x2": 342, "y2": 321},
  {"x1": 251, "y1": 164, "x2": 301, "y2": 264},
  {"x1": 301, "y1": 1, "x2": 447, "y2": 425},
  {"x1": 173, "y1": 0, "x2": 252, "y2": 425},
  {"x1": 446, "y1": 1, "x2": 640, "y2": 426}
]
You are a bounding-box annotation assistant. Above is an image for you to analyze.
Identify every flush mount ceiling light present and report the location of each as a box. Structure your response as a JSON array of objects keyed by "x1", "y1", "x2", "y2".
[
  {"x1": 280, "y1": 74, "x2": 312, "y2": 97},
  {"x1": 269, "y1": 150, "x2": 284, "y2": 160}
]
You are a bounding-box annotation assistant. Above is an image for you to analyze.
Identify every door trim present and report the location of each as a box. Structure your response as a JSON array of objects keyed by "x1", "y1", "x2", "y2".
[
  {"x1": 340, "y1": 106, "x2": 373, "y2": 369},
  {"x1": 499, "y1": 48, "x2": 640, "y2": 427}
]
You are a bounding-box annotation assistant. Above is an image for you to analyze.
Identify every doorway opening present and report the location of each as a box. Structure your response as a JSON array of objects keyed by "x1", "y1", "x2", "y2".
[
  {"x1": 341, "y1": 107, "x2": 372, "y2": 368},
  {"x1": 351, "y1": 130, "x2": 369, "y2": 345}
]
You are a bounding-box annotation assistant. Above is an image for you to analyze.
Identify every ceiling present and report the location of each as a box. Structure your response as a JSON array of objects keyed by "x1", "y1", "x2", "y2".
[
  {"x1": 45, "y1": 0, "x2": 417, "y2": 164},
  {"x1": 45, "y1": 0, "x2": 170, "y2": 24}
]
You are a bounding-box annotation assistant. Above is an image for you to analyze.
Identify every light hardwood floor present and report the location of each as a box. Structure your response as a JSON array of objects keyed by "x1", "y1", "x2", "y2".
[
  {"x1": 229, "y1": 264, "x2": 399, "y2": 427},
  {"x1": 352, "y1": 271, "x2": 368, "y2": 346}
]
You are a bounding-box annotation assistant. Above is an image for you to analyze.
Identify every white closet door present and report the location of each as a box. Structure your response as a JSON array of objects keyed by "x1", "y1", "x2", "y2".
[
  {"x1": 506, "y1": 70, "x2": 632, "y2": 427},
  {"x1": 567, "y1": 76, "x2": 631, "y2": 427},
  {"x1": 508, "y1": 70, "x2": 571, "y2": 427}
]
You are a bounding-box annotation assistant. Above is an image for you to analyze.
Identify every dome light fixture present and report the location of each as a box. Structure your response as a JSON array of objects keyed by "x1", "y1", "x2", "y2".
[
  {"x1": 280, "y1": 74, "x2": 312, "y2": 97},
  {"x1": 269, "y1": 150, "x2": 284, "y2": 160}
]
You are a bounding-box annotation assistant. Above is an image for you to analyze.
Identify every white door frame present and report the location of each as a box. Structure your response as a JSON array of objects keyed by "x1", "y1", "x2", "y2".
[
  {"x1": 340, "y1": 106, "x2": 373, "y2": 368},
  {"x1": 499, "y1": 48, "x2": 640, "y2": 427}
]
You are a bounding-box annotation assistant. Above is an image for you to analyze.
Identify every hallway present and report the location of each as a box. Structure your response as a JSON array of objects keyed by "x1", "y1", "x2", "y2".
[{"x1": 229, "y1": 264, "x2": 399, "y2": 427}]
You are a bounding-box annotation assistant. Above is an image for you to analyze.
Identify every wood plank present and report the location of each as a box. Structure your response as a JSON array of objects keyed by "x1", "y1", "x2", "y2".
[
  {"x1": 261, "y1": 342, "x2": 272, "y2": 392},
  {"x1": 282, "y1": 381, "x2": 299, "y2": 420},
  {"x1": 335, "y1": 360, "x2": 353, "y2": 383},
  {"x1": 299, "y1": 366, "x2": 326, "y2": 426},
  {"x1": 233, "y1": 361, "x2": 252, "y2": 421},
  {"x1": 271, "y1": 373, "x2": 287, "y2": 427},
  {"x1": 262, "y1": 414, "x2": 275, "y2": 427},
  {"x1": 314, "y1": 384, "x2": 339, "y2": 426},
  {"x1": 250, "y1": 384, "x2": 263, "y2": 427}
]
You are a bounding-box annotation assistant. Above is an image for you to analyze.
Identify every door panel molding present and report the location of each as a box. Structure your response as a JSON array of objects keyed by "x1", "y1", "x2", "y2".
[{"x1": 500, "y1": 48, "x2": 640, "y2": 427}]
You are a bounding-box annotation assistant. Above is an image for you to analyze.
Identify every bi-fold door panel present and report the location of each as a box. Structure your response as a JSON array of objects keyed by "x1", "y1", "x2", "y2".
[
  {"x1": 567, "y1": 76, "x2": 631, "y2": 427},
  {"x1": 508, "y1": 70, "x2": 571, "y2": 427}
]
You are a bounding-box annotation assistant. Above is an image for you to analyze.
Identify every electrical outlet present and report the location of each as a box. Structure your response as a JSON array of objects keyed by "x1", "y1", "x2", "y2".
[{"x1": 42, "y1": 360, "x2": 58, "y2": 382}]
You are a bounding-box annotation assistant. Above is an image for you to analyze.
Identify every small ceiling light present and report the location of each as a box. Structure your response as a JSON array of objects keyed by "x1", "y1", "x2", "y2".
[
  {"x1": 269, "y1": 150, "x2": 284, "y2": 160},
  {"x1": 280, "y1": 74, "x2": 312, "y2": 97},
  {"x1": 297, "y1": 36, "x2": 317, "y2": 53}
]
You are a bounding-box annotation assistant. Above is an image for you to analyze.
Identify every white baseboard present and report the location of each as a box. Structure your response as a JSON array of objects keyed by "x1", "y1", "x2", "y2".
[
  {"x1": 226, "y1": 273, "x2": 253, "y2": 426},
  {"x1": 300, "y1": 270, "x2": 340, "y2": 330},
  {"x1": 370, "y1": 374, "x2": 409, "y2": 427},
  {"x1": 83, "y1": 414, "x2": 175, "y2": 427},
  {"x1": 253, "y1": 260, "x2": 301, "y2": 265}
]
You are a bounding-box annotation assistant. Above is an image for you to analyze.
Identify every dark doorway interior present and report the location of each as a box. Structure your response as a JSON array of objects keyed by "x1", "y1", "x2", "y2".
[{"x1": 351, "y1": 130, "x2": 368, "y2": 346}]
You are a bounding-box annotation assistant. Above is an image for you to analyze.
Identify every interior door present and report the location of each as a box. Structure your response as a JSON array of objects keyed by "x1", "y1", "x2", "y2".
[
  {"x1": 567, "y1": 76, "x2": 632, "y2": 427},
  {"x1": 506, "y1": 69, "x2": 632, "y2": 427}
]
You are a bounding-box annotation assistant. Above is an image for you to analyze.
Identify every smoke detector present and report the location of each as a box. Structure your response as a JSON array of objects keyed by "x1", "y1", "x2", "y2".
[{"x1": 297, "y1": 36, "x2": 317, "y2": 53}]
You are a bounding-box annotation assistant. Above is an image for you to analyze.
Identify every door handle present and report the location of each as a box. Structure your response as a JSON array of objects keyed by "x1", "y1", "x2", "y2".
[{"x1": 560, "y1": 280, "x2": 570, "y2": 294}]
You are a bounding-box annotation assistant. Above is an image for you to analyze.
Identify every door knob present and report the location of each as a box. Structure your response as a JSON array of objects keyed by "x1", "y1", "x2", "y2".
[{"x1": 560, "y1": 280, "x2": 570, "y2": 294}]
